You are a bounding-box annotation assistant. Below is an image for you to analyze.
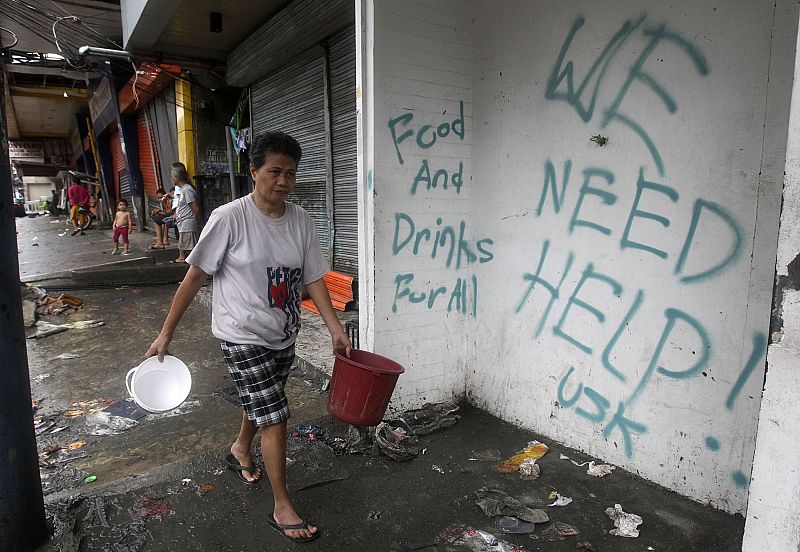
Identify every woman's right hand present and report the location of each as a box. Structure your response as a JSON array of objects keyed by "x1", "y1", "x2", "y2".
[{"x1": 145, "y1": 333, "x2": 171, "y2": 362}]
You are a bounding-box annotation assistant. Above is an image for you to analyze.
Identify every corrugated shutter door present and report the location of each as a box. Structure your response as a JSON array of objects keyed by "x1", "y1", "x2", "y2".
[
  {"x1": 251, "y1": 47, "x2": 330, "y2": 263},
  {"x1": 137, "y1": 112, "x2": 159, "y2": 199},
  {"x1": 328, "y1": 25, "x2": 357, "y2": 276},
  {"x1": 110, "y1": 127, "x2": 124, "y2": 202}
]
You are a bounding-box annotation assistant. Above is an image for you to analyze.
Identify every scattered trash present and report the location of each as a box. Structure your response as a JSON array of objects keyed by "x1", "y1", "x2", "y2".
[
  {"x1": 64, "y1": 398, "x2": 114, "y2": 418},
  {"x1": 432, "y1": 464, "x2": 445, "y2": 474},
  {"x1": 293, "y1": 423, "x2": 325, "y2": 442},
  {"x1": 29, "y1": 319, "x2": 103, "y2": 339},
  {"x1": 576, "y1": 541, "x2": 596, "y2": 551},
  {"x1": 86, "y1": 411, "x2": 139, "y2": 435},
  {"x1": 587, "y1": 462, "x2": 615, "y2": 477},
  {"x1": 132, "y1": 496, "x2": 171, "y2": 518},
  {"x1": 421, "y1": 448, "x2": 428, "y2": 455},
  {"x1": 60, "y1": 319, "x2": 104, "y2": 329},
  {"x1": 83, "y1": 475, "x2": 97, "y2": 484},
  {"x1": 28, "y1": 322, "x2": 68, "y2": 339},
  {"x1": 146, "y1": 399, "x2": 200, "y2": 420},
  {"x1": 35, "y1": 293, "x2": 83, "y2": 316},
  {"x1": 605, "y1": 504, "x2": 643, "y2": 537},
  {"x1": 497, "y1": 441, "x2": 549, "y2": 473},
  {"x1": 53, "y1": 353, "x2": 84, "y2": 360},
  {"x1": 375, "y1": 421, "x2": 418, "y2": 461},
  {"x1": 518, "y1": 458, "x2": 540, "y2": 480},
  {"x1": 84, "y1": 497, "x2": 110, "y2": 528},
  {"x1": 32, "y1": 373, "x2": 52, "y2": 383},
  {"x1": 535, "y1": 521, "x2": 580, "y2": 541},
  {"x1": 560, "y1": 453, "x2": 617, "y2": 477},
  {"x1": 436, "y1": 524, "x2": 527, "y2": 552},
  {"x1": 104, "y1": 399, "x2": 148, "y2": 421},
  {"x1": 474, "y1": 487, "x2": 549, "y2": 523},
  {"x1": 392, "y1": 402, "x2": 460, "y2": 435},
  {"x1": 66, "y1": 439, "x2": 88, "y2": 451},
  {"x1": 548, "y1": 493, "x2": 573, "y2": 507},
  {"x1": 321, "y1": 378, "x2": 330, "y2": 392},
  {"x1": 181, "y1": 478, "x2": 192, "y2": 486},
  {"x1": 196, "y1": 483, "x2": 216, "y2": 496},
  {"x1": 497, "y1": 516, "x2": 536, "y2": 534},
  {"x1": 367, "y1": 510, "x2": 382, "y2": 521}
]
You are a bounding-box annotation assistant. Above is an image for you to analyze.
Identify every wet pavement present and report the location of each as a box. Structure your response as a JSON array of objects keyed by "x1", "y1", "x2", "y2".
[{"x1": 15, "y1": 213, "x2": 745, "y2": 551}]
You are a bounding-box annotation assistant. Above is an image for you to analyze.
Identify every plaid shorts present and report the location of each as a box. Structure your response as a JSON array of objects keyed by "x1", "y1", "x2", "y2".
[{"x1": 219, "y1": 341, "x2": 295, "y2": 427}]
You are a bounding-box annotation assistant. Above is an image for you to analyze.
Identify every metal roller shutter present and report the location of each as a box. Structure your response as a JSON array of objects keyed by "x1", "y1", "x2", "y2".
[
  {"x1": 137, "y1": 111, "x2": 160, "y2": 199},
  {"x1": 147, "y1": 87, "x2": 179, "y2": 189},
  {"x1": 251, "y1": 47, "x2": 330, "y2": 263},
  {"x1": 110, "y1": 127, "x2": 125, "y2": 202},
  {"x1": 328, "y1": 25, "x2": 357, "y2": 276}
]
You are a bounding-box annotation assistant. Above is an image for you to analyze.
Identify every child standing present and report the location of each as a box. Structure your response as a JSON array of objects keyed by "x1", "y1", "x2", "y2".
[{"x1": 112, "y1": 199, "x2": 133, "y2": 255}]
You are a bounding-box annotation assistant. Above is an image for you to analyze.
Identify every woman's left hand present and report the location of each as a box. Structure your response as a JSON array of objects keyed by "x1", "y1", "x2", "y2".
[{"x1": 332, "y1": 329, "x2": 352, "y2": 358}]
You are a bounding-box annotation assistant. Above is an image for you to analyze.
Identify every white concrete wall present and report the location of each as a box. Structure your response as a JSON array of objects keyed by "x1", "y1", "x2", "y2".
[
  {"x1": 367, "y1": 0, "x2": 476, "y2": 407},
  {"x1": 364, "y1": 0, "x2": 797, "y2": 514},
  {"x1": 468, "y1": 0, "x2": 794, "y2": 514}
]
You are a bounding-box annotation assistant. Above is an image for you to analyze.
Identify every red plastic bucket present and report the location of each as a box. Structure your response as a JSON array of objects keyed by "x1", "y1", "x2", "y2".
[{"x1": 326, "y1": 349, "x2": 405, "y2": 426}]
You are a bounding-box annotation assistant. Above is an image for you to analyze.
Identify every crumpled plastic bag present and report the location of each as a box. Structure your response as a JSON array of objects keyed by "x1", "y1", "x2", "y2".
[
  {"x1": 392, "y1": 402, "x2": 460, "y2": 435},
  {"x1": 605, "y1": 503, "x2": 642, "y2": 537},
  {"x1": 474, "y1": 487, "x2": 549, "y2": 523},
  {"x1": 518, "y1": 458, "x2": 540, "y2": 480},
  {"x1": 86, "y1": 411, "x2": 138, "y2": 436},
  {"x1": 374, "y1": 422, "x2": 418, "y2": 461}
]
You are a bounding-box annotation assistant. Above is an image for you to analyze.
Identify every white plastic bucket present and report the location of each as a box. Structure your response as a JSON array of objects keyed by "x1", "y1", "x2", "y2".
[{"x1": 126, "y1": 355, "x2": 192, "y2": 413}]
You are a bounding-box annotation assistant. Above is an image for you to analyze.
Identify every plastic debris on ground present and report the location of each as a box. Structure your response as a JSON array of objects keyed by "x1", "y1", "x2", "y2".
[
  {"x1": 374, "y1": 421, "x2": 418, "y2": 461},
  {"x1": 28, "y1": 321, "x2": 68, "y2": 339},
  {"x1": 436, "y1": 523, "x2": 527, "y2": 552},
  {"x1": 605, "y1": 503, "x2": 643, "y2": 537},
  {"x1": 104, "y1": 399, "x2": 148, "y2": 421},
  {"x1": 292, "y1": 422, "x2": 325, "y2": 442},
  {"x1": 32, "y1": 373, "x2": 52, "y2": 383},
  {"x1": 474, "y1": 487, "x2": 549, "y2": 523},
  {"x1": 497, "y1": 441, "x2": 549, "y2": 473},
  {"x1": 66, "y1": 439, "x2": 88, "y2": 451},
  {"x1": 146, "y1": 399, "x2": 200, "y2": 420},
  {"x1": 576, "y1": 541, "x2": 596, "y2": 551},
  {"x1": 86, "y1": 411, "x2": 139, "y2": 435},
  {"x1": 83, "y1": 475, "x2": 97, "y2": 484},
  {"x1": 548, "y1": 492, "x2": 573, "y2": 507},
  {"x1": 181, "y1": 478, "x2": 192, "y2": 486},
  {"x1": 36, "y1": 292, "x2": 83, "y2": 316},
  {"x1": 518, "y1": 458, "x2": 540, "y2": 480},
  {"x1": 132, "y1": 496, "x2": 171, "y2": 518},
  {"x1": 586, "y1": 462, "x2": 616, "y2": 477},
  {"x1": 53, "y1": 352, "x2": 84, "y2": 360},
  {"x1": 390, "y1": 401, "x2": 460, "y2": 435},
  {"x1": 560, "y1": 453, "x2": 616, "y2": 478},
  {"x1": 329, "y1": 424, "x2": 373, "y2": 455},
  {"x1": 431, "y1": 464, "x2": 445, "y2": 474},
  {"x1": 497, "y1": 516, "x2": 536, "y2": 534},
  {"x1": 534, "y1": 521, "x2": 580, "y2": 541},
  {"x1": 64, "y1": 397, "x2": 116, "y2": 418}
]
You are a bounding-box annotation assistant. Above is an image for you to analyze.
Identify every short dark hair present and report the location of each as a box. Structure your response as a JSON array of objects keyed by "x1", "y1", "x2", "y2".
[
  {"x1": 156, "y1": 187, "x2": 166, "y2": 195},
  {"x1": 118, "y1": 198, "x2": 128, "y2": 206},
  {"x1": 249, "y1": 131, "x2": 302, "y2": 170},
  {"x1": 171, "y1": 162, "x2": 189, "y2": 183}
]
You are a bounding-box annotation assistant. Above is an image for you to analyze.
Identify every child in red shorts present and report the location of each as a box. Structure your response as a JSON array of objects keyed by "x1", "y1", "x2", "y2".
[{"x1": 112, "y1": 199, "x2": 133, "y2": 255}]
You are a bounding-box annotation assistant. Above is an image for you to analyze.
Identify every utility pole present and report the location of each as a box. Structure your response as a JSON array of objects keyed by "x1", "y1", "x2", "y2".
[{"x1": 0, "y1": 57, "x2": 48, "y2": 550}]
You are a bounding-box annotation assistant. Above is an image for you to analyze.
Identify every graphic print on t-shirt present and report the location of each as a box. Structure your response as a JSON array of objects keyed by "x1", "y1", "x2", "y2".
[{"x1": 267, "y1": 266, "x2": 303, "y2": 342}]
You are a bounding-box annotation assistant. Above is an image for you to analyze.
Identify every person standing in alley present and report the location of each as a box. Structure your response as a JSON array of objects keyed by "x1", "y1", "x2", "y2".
[
  {"x1": 111, "y1": 199, "x2": 132, "y2": 255},
  {"x1": 171, "y1": 162, "x2": 200, "y2": 263},
  {"x1": 67, "y1": 178, "x2": 89, "y2": 235},
  {"x1": 145, "y1": 132, "x2": 351, "y2": 543}
]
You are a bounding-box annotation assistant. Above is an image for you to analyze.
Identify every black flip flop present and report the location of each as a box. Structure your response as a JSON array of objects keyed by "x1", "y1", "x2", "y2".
[
  {"x1": 224, "y1": 453, "x2": 261, "y2": 485},
  {"x1": 267, "y1": 514, "x2": 320, "y2": 543}
]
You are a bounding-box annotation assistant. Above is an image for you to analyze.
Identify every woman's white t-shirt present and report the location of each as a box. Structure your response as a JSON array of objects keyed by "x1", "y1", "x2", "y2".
[{"x1": 186, "y1": 195, "x2": 327, "y2": 348}]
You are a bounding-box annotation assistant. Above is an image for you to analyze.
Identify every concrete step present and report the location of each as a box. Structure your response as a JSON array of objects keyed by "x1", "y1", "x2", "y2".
[{"x1": 71, "y1": 258, "x2": 188, "y2": 284}]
